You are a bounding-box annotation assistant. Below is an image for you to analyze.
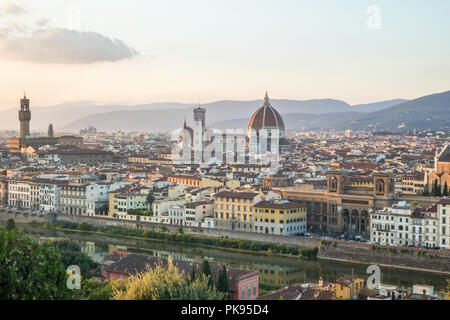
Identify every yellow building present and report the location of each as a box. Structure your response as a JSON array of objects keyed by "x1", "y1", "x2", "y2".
[
  {"x1": 214, "y1": 191, "x2": 260, "y2": 232},
  {"x1": 167, "y1": 175, "x2": 202, "y2": 187},
  {"x1": 225, "y1": 179, "x2": 241, "y2": 190},
  {"x1": 253, "y1": 200, "x2": 307, "y2": 236},
  {"x1": 335, "y1": 276, "x2": 365, "y2": 300},
  {"x1": 201, "y1": 177, "x2": 224, "y2": 188},
  {"x1": 400, "y1": 172, "x2": 425, "y2": 195}
]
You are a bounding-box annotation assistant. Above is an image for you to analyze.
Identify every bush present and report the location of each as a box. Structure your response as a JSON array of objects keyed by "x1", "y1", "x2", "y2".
[{"x1": 0, "y1": 229, "x2": 69, "y2": 299}]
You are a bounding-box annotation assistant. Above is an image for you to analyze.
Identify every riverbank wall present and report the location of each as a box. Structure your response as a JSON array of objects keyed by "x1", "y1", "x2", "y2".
[
  {"x1": 0, "y1": 210, "x2": 48, "y2": 224},
  {"x1": 318, "y1": 241, "x2": 450, "y2": 274},
  {"x1": 2, "y1": 210, "x2": 449, "y2": 274},
  {"x1": 53, "y1": 213, "x2": 321, "y2": 249}
]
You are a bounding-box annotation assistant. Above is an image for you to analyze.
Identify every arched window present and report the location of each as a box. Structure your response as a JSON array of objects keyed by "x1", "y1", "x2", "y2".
[{"x1": 376, "y1": 179, "x2": 385, "y2": 193}]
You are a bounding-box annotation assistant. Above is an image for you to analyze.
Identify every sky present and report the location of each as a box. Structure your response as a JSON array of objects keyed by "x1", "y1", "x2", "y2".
[{"x1": 0, "y1": 0, "x2": 449, "y2": 109}]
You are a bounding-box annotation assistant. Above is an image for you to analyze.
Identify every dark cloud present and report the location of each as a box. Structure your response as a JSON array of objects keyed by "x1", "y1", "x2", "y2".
[{"x1": 0, "y1": 27, "x2": 138, "y2": 64}]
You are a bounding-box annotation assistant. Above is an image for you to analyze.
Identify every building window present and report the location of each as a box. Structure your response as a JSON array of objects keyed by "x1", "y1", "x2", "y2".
[{"x1": 241, "y1": 288, "x2": 245, "y2": 299}]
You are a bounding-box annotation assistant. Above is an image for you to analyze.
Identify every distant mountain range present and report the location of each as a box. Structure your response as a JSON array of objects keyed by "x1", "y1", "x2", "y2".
[
  {"x1": 0, "y1": 91, "x2": 448, "y2": 132},
  {"x1": 335, "y1": 91, "x2": 450, "y2": 131}
]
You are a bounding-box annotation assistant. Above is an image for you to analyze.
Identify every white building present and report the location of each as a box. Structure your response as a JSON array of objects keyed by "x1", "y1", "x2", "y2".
[
  {"x1": 168, "y1": 205, "x2": 185, "y2": 225},
  {"x1": 38, "y1": 181, "x2": 62, "y2": 213},
  {"x1": 370, "y1": 201, "x2": 440, "y2": 248},
  {"x1": 152, "y1": 198, "x2": 187, "y2": 223},
  {"x1": 438, "y1": 198, "x2": 450, "y2": 249},
  {"x1": 8, "y1": 180, "x2": 31, "y2": 209},
  {"x1": 184, "y1": 201, "x2": 214, "y2": 227}
]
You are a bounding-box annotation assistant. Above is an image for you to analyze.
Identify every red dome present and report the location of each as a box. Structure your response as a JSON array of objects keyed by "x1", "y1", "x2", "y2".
[{"x1": 248, "y1": 92, "x2": 285, "y2": 131}]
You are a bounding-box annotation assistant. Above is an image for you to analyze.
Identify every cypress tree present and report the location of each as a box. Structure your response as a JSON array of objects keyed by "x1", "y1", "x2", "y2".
[
  {"x1": 423, "y1": 183, "x2": 429, "y2": 196},
  {"x1": 190, "y1": 264, "x2": 196, "y2": 282},
  {"x1": 200, "y1": 260, "x2": 213, "y2": 287},
  {"x1": 216, "y1": 265, "x2": 230, "y2": 297},
  {"x1": 443, "y1": 182, "x2": 448, "y2": 197},
  {"x1": 432, "y1": 179, "x2": 438, "y2": 196}
]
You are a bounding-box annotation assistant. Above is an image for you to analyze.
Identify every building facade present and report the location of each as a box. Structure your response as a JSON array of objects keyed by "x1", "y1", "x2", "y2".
[
  {"x1": 253, "y1": 200, "x2": 307, "y2": 236},
  {"x1": 213, "y1": 191, "x2": 261, "y2": 232},
  {"x1": 277, "y1": 171, "x2": 396, "y2": 235}
]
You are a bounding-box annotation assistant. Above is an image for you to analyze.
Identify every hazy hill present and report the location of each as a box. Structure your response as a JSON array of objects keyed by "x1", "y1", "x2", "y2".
[
  {"x1": 211, "y1": 112, "x2": 366, "y2": 131},
  {"x1": 0, "y1": 96, "x2": 411, "y2": 132},
  {"x1": 63, "y1": 98, "x2": 408, "y2": 132},
  {"x1": 0, "y1": 101, "x2": 191, "y2": 131},
  {"x1": 336, "y1": 91, "x2": 450, "y2": 131}
]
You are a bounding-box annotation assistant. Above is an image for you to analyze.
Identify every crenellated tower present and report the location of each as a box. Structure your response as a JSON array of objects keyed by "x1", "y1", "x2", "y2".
[{"x1": 19, "y1": 93, "x2": 31, "y2": 138}]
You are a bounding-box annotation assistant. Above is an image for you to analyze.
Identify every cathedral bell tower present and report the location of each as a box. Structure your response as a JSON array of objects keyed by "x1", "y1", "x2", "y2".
[
  {"x1": 193, "y1": 106, "x2": 206, "y2": 163},
  {"x1": 19, "y1": 93, "x2": 31, "y2": 138}
]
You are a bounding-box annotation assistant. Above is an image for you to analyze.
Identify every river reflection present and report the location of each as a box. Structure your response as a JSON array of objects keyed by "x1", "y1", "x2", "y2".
[{"x1": 12, "y1": 222, "x2": 449, "y2": 291}]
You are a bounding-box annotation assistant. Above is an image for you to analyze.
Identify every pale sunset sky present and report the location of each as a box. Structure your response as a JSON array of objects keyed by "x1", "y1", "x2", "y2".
[{"x1": 0, "y1": 0, "x2": 449, "y2": 109}]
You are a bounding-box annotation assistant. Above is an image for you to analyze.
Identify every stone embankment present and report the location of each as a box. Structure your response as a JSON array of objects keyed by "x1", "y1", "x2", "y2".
[
  {"x1": 2, "y1": 210, "x2": 449, "y2": 274},
  {"x1": 319, "y1": 241, "x2": 450, "y2": 274},
  {"x1": 54, "y1": 213, "x2": 321, "y2": 249}
]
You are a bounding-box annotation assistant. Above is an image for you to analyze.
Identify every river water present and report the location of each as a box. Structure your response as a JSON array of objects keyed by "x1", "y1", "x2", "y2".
[{"x1": 7, "y1": 222, "x2": 449, "y2": 291}]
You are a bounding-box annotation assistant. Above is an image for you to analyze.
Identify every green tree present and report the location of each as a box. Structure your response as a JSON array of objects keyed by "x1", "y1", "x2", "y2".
[
  {"x1": 53, "y1": 240, "x2": 99, "y2": 279},
  {"x1": 190, "y1": 264, "x2": 196, "y2": 283},
  {"x1": 443, "y1": 182, "x2": 448, "y2": 197},
  {"x1": 215, "y1": 265, "x2": 230, "y2": 298},
  {"x1": 432, "y1": 179, "x2": 439, "y2": 196},
  {"x1": 0, "y1": 229, "x2": 69, "y2": 300},
  {"x1": 6, "y1": 218, "x2": 15, "y2": 231},
  {"x1": 146, "y1": 191, "x2": 155, "y2": 207},
  {"x1": 444, "y1": 279, "x2": 450, "y2": 300},
  {"x1": 111, "y1": 258, "x2": 226, "y2": 300},
  {"x1": 71, "y1": 279, "x2": 112, "y2": 300},
  {"x1": 200, "y1": 260, "x2": 213, "y2": 288},
  {"x1": 423, "y1": 184, "x2": 429, "y2": 196}
]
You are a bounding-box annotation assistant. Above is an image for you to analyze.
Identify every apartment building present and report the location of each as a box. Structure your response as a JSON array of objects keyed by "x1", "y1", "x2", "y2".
[
  {"x1": 184, "y1": 201, "x2": 214, "y2": 227},
  {"x1": 253, "y1": 200, "x2": 307, "y2": 236},
  {"x1": 38, "y1": 180, "x2": 63, "y2": 213},
  {"x1": 0, "y1": 178, "x2": 8, "y2": 206},
  {"x1": 370, "y1": 201, "x2": 443, "y2": 248},
  {"x1": 60, "y1": 183, "x2": 88, "y2": 215},
  {"x1": 213, "y1": 191, "x2": 261, "y2": 232},
  {"x1": 335, "y1": 276, "x2": 365, "y2": 300},
  {"x1": 8, "y1": 180, "x2": 31, "y2": 209},
  {"x1": 167, "y1": 175, "x2": 202, "y2": 187},
  {"x1": 168, "y1": 205, "x2": 185, "y2": 225},
  {"x1": 400, "y1": 172, "x2": 425, "y2": 195},
  {"x1": 109, "y1": 191, "x2": 149, "y2": 219},
  {"x1": 438, "y1": 198, "x2": 450, "y2": 249},
  {"x1": 152, "y1": 198, "x2": 187, "y2": 223}
]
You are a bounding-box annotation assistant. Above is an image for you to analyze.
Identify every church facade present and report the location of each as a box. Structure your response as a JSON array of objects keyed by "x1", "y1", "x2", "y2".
[{"x1": 425, "y1": 144, "x2": 450, "y2": 194}]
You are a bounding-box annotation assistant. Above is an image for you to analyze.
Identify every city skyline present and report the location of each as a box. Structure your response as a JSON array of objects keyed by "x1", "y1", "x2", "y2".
[{"x1": 1, "y1": 0, "x2": 450, "y2": 109}]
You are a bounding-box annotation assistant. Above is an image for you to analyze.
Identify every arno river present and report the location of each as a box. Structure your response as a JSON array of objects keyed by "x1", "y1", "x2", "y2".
[{"x1": 8, "y1": 222, "x2": 449, "y2": 291}]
